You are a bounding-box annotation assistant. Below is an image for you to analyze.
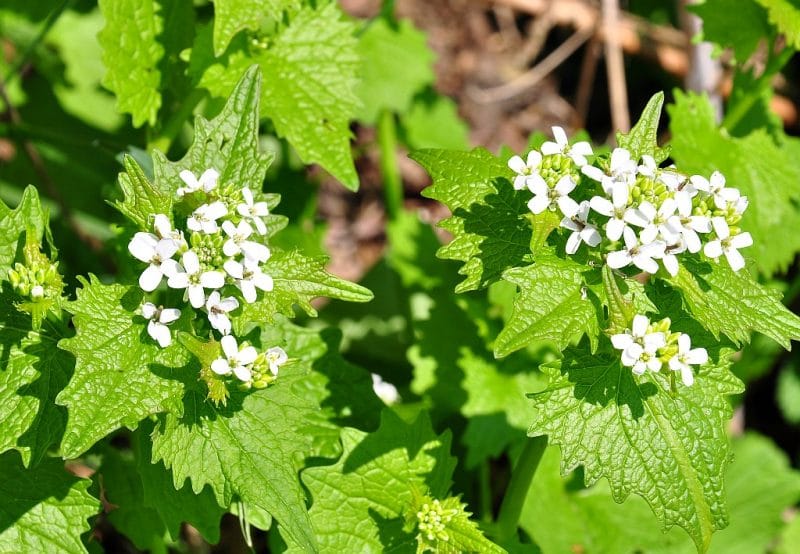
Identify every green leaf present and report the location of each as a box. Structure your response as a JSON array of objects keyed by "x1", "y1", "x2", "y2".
[
  {"x1": 211, "y1": 0, "x2": 300, "y2": 56},
  {"x1": 412, "y1": 148, "x2": 531, "y2": 292},
  {"x1": 0, "y1": 285, "x2": 72, "y2": 467},
  {"x1": 495, "y1": 253, "x2": 598, "y2": 357},
  {"x1": 668, "y1": 259, "x2": 800, "y2": 349},
  {"x1": 668, "y1": 89, "x2": 800, "y2": 275},
  {"x1": 114, "y1": 154, "x2": 172, "y2": 230},
  {"x1": 528, "y1": 346, "x2": 743, "y2": 551},
  {"x1": 401, "y1": 94, "x2": 470, "y2": 150},
  {"x1": 97, "y1": 0, "x2": 163, "y2": 127},
  {"x1": 0, "y1": 185, "x2": 47, "y2": 270},
  {"x1": 282, "y1": 410, "x2": 456, "y2": 552},
  {"x1": 356, "y1": 17, "x2": 435, "y2": 123},
  {"x1": 56, "y1": 276, "x2": 190, "y2": 459},
  {"x1": 0, "y1": 452, "x2": 98, "y2": 554},
  {"x1": 777, "y1": 362, "x2": 800, "y2": 424},
  {"x1": 755, "y1": 0, "x2": 800, "y2": 48},
  {"x1": 776, "y1": 515, "x2": 800, "y2": 554},
  {"x1": 690, "y1": 0, "x2": 772, "y2": 62},
  {"x1": 238, "y1": 250, "x2": 372, "y2": 328},
  {"x1": 150, "y1": 372, "x2": 320, "y2": 552},
  {"x1": 616, "y1": 92, "x2": 670, "y2": 163}
]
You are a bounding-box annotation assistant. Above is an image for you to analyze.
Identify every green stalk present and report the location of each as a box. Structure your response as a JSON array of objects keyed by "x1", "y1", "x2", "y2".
[
  {"x1": 493, "y1": 436, "x2": 547, "y2": 542},
  {"x1": 479, "y1": 461, "x2": 492, "y2": 522},
  {"x1": 377, "y1": 109, "x2": 403, "y2": 221}
]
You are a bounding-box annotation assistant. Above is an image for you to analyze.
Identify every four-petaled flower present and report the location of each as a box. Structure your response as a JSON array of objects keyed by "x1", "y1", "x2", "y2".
[
  {"x1": 141, "y1": 302, "x2": 180, "y2": 348},
  {"x1": 667, "y1": 191, "x2": 711, "y2": 254},
  {"x1": 668, "y1": 334, "x2": 708, "y2": 386},
  {"x1": 560, "y1": 200, "x2": 601, "y2": 254},
  {"x1": 205, "y1": 291, "x2": 239, "y2": 335},
  {"x1": 690, "y1": 171, "x2": 740, "y2": 209},
  {"x1": 626, "y1": 199, "x2": 680, "y2": 245},
  {"x1": 177, "y1": 168, "x2": 219, "y2": 197},
  {"x1": 128, "y1": 232, "x2": 180, "y2": 291},
  {"x1": 611, "y1": 315, "x2": 666, "y2": 375},
  {"x1": 541, "y1": 126, "x2": 593, "y2": 166},
  {"x1": 607, "y1": 227, "x2": 666, "y2": 274},
  {"x1": 221, "y1": 220, "x2": 270, "y2": 262},
  {"x1": 223, "y1": 258, "x2": 274, "y2": 303},
  {"x1": 528, "y1": 175, "x2": 578, "y2": 216},
  {"x1": 589, "y1": 180, "x2": 630, "y2": 241},
  {"x1": 265, "y1": 347, "x2": 288, "y2": 376},
  {"x1": 703, "y1": 217, "x2": 753, "y2": 272},
  {"x1": 583, "y1": 147, "x2": 636, "y2": 192},
  {"x1": 168, "y1": 250, "x2": 225, "y2": 308},
  {"x1": 212, "y1": 335, "x2": 258, "y2": 382},
  {"x1": 187, "y1": 201, "x2": 228, "y2": 234},
  {"x1": 237, "y1": 188, "x2": 269, "y2": 235},
  {"x1": 507, "y1": 150, "x2": 543, "y2": 190}
]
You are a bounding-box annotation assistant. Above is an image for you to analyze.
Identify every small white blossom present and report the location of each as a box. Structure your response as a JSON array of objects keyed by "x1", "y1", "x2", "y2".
[
  {"x1": 31, "y1": 285, "x2": 44, "y2": 299},
  {"x1": 141, "y1": 302, "x2": 180, "y2": 348},
  {"x1": 703, "y1": 217, "x2": 753, "y2": 272},
  {"x1": 589, "y1": 180, "x2": 630, "y2": 241},
  {"x1": 187, "y1": 201, "x2": 228, "y2": 234},
  {"x1": 508, "y1": 150, "x2": 543, "y2": 190},
  {"x1": 168, "y1": 250, "x2": 225, "y2": 308},
  {"x1": 177, "y1": 168, "x2": 219, "y2": 197},
  {"x1": 541, "y1": 126, "x2": 593, "y2": 166},
  {"x1": 211, "y1": 335, "x2": 257, "y2": 382},
  {"x1": 205, "y1": 291, "x2": 239, "y2": 335},
  {"x1": 152, "y1": 214, "x2": 184, "y2": 247},
  {"x1": 528, "y1": 175, "x2": 578, "y2": 216},
  {"x1": 128, "y1": 232, "x2": 180, "y2": 292},
  {"x1": 265, "y1": 347, "x2": 288, "y2": 376},
  {"x1": 221, "y1": 220, "x2": 270, "y2": 262},
  {"x1": 560, "y1": 200, "x2": 601, "y2": 254},
  {"x1": 237, "y1": 188, "x2": 269, "y2": 235},
  {"x1": 689, "y1": 171, "x2": 740, "y2": 209},
  {"x1": 223, "y1": 258, "x2": 273, "y2": 303},
  {"x1": 611, "y1": 315, "x2": 666, "y2": 375},
  {"x1": 607, "y1": 226, "x2": 666, "y2": 274},
  {"x1": 583, "y1": 148, "x2": 637, "y2": 192},
  {"x1": 626, "y1": 199, "x2": 680, "y2": 244},
  {"x1": 371, "y1": 373, "x2": 400, "y2": 405},
  {"x1": 668, "y1": 334, "x2": 707, "y2": 386},
  {"x1": 667, "y1": 191, "x2": 711, "y2": 254}
]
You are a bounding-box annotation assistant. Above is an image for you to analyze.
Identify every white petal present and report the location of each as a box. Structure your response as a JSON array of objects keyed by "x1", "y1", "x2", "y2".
[
  {"x1": 557, "y1": 196, "x2": 579, "y2": 218},
  {"x1": 632, "y1": 315, "x2": 649, "y2": 337},
  {"x1": 240, "y1": 280, "x2": 257, "y2": 303},
  {"x1": 528, "y1": 194, "x2": 550, "y2": 215},
  {"x1": 610, "y1": 182, "x2": 628, "y2": 208},
  {"x1": 554, "y1": 176, "x2": 576, "y2": 195},
  {"x1": 186, "y1": 217, "x2": 202, "y2": 232},
  {"x1": 508, "y1": 155, "x2": 526, "y2": 174},
  {"x1": 640, "y1": 240, "x2": 666, "y2": 258},
  {"x1": 253, "y1": 272, "x2": 273, "y2": 292},
  {"x1": 141, "y1": 302, "x2": 158, "y2": 320},
  {"x1": 221, "y1": 336, "x2": 238, "y2": 358},
  {"x1": 646, "y1": 357, "x2": 662, "y2": 372},
  {"x1": 218, "y1": 296, "x2": 239, "y2": 313},
  {"x1": 552, "y1": 126, "x2": 568, "y2": 146},
  {"x1": 211, "y1": 358, "x2": 231, "y2": 375},
  {"x1": 611, "y1": 333, "x2": 634, "y2": 350},
  {"x1": 139, "y1": 265, "x2": 163, "y2": 292},
  {"x1": 689, "y1": 216, "x2": 711, "y2": 233},
  {"x1": 148, "y1": 321, "x2": 171, "y2": 348},
  {"x1": 206, "y1": 290, "x2": 221, "y2": 308},
  {"x1": 689, "y1": 175, "x2": 709, "y2": 192},
  {"x1": 638, "y1": 201, "x2": 657, "y2": 222},
  {"x1": 160, "y1": 308, "x2": 181, "y2": 324},
  {"x1": 232, "y1": 364, "x2": 252, "y2": 382},
  {"x1": 513, "y1": 175, "x2": 528, "y2": 190},
  {"x1": 561, "y1": 218, "x2": 580, "y2": 232},
  {"x1": 624, "y1": 208, "x2": 649, "y2": 228},
  {"x1": 241, "y1": 187, "x2": 254, "y2": 206},
  {"x1": 606, "y1": 218, "x2": 625, "y2": 241},
  {"x1": 633, "y1": 253, "x2": 659, "y2": 274},
  {"x1": 223, "y1": 239, "x2": 240, "y2": 257},
  {"x1": 540, "y1": 141, "x2": 561, "y2": 156},
  {"x1": 239, "y1": 346, "x2": 258, "y2": 365},
  {"x1": 201, "y1": 220, "x2": 219, "y2": 234},
  {"x1": 606, "y1": 250, "x2": 631, "y2": 269},
  {"x1": 200, "y1": 271, "x2": 225, "y2": 289},
  {"x1": 730, "y1": 232, "x2": 753, "y2": 249},
  {"x1": 252, "y1": 217, "x2": 267, "y2": 235},
  {"x1": 167, "y1": 271, "x2": 189, "y2": 289},
  {"x1": 155, "y1": 238, "x2": 179, "y2": 260},
  {"x1": 622, "y1": 226, "x2": 638, "y2": 249},
  {"x1": 208, "y1": 312, "x2": 231, "y2": 334},
  {"x1": 199, "y1": 168, "x2": 219, "y2": 191},
  {"x1": 683, "y1": 229, "x2": 702, "y2": 253},
  {"x1": 621, "y1": 343, "x2": 643, "y2": 366},
  {"x1": 610, "y1": 148, "x2": 631, "y2": 170},
  {"x1": 179, "y1": 169, "x2": 199, "y2": 188},
  {"x1": 686, "y1": 348, "x2": 708, "y2": 365},
  {"x1": 582, "y1": 165, "x2": 605, "y2": 182},
  {"x1": 161, "y1": 259, "x2": 181, "y2": 278},
  {"x1": 242, "y1": 241, "x2": 270, "y2": 262},
  {"x1": 221, "y1": 220, "x2": 237, "y2": 238},
  {"x1": 128, "y1": 233, "x2": 157, "y2": 263},
  {"x1": 252, "y1": 202, "x2": 269, "y2": 217},
  {"x1": 224, "y1": 260, "x2": 244, "y2": 279},
  {"x1": 590, "y1": 196, "x2": 614, "y2": 216},
  {"x1": 711, "y1": 217, "x2": 729, "y2": 240},
  {"x1": 644, "y1": 332, "x2": 666, "y2": 350},
  {"x1": 662, "y1": 254, "x2": 679, "y2": 276},
  {"x1": 571, "y1": 141, "x2": 593, "y2": 157},
  {"x1": 581, "y1": 226, "x2": 602, "y2": 247},
  {"x1": 566, "y1": 232, "x2": 582, "y2": 255},
  {"x1": 724, "y1": 247, "x2": 746, "y2": 272},
  {"x1": 709, "y1": 170, "x2": 725, "y2": 190},
  {"x1": 640, "y1": 225, "x2": 658, "y2": 245},
  {"x1": 632, "y1": 361, "x2": 647, "y2": 375},
  {"x1": 188, "y1": 285, "x2": 206, "y2": 308},
  {"x1": 153, "y1": 214, "x2": 172, "y2": 237},
  {"x1": 526, "y1": 150, "x2": 543, "y2": 167},
  {"x1": 205, "y1": 201, "x2": 228, "y2": 220},
  {"x1": 704, "y1": 240, "x2": 723, "y2": 259},
  {"x1": 527, "y1": 175, "x2": 548, "y2": 196},
  {"x1": 680, "y1": 365, "x2": 694, "y2": 386},
  {"x1": 182, "y1": 251, "x2": 200, "y2": 274}
]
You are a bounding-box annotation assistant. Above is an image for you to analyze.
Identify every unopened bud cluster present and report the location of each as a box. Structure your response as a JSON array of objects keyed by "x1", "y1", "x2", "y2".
[
  {"x1": 127, "y1": 168, "x2": 287, "y2": 396},
  {"x1": 508, "y1": 127, "x2": 752, "y2": 274},
  {"x1": 8, "y1": 249, "x2": 61, "y2": 302},
  {"x1": 416, "y1": 499, "x2": 458, "y2": 543}
]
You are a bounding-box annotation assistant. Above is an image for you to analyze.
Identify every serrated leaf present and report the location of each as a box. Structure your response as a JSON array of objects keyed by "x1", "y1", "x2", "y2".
[
  {"x1": 356, "y1": 17, "x2": 435, "y2": 123},
  {"x1": 282, "y1": 410, "x2": 456, "y2": 553},
  {"x1": 668, "y1": 90, "x2": 800, "y2": 275},
  {"x1": 0, "y1": 452, "x2": 98, "y2": 554},
  {"x1": 0, "y1": 185, "x2": 47, "y2": 270},
  {"x1": 529, "y1": 346, "x2": 743, "y2": 551},
  {"x1": 97, "y1": 0, "x2": 163, "y2": 127},
  {"x1": 495, "y1": 253, "x2": 598, "y2": 357},
  {"x1": 114, "y1": 154, "x2": 172, "y2": 230},
  {"x1": 668, "y1": 258, "x2": 800, "y2": 349},
  {"x1": 755, "y1": 0, "x2": 800, "y2": 48},
  {"x1": 0, "y1": 285, "x2": 72, "y2": 467},
  {"x1": 238, "y1": 250, "x2": 373, "y2": 327},
  {"x1": 412, "y1": 148, "x2": 531, "y2": 292},
  {"x1": 56, "y1": 276, "x2": 191, "y2": 459},
  {"x1": 150, "y1": 372, "x2": 319, "y2": 552},
  {"x1": 690, "y1": 0, "x2": 772, "y2": 62},
  {"x1": 211, "y1": 0, "x2": 300, "y2": 56},
  {"x1": 616, "y1": 92, "x2": 670, "y2": 163}
]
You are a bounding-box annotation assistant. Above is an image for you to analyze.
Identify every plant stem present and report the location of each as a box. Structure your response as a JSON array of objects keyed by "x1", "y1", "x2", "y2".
[
  {"x1": 479, "y1": 461, "x2": 492, "y2": 522},
  {"x1": 377, "y1": 109, "x2": 402, "y2": 221},
  {"x1": 494, "y1": 436, "x2": 547, "y2": 542}
]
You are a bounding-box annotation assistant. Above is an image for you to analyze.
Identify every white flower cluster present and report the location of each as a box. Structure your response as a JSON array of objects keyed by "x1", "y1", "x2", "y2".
[
  {"x1": 508, "y1": 128, "x2": 752, "y2": 274},
  {"x1": 611, "y1": 314, "x2": 707, "y2": 386},
  {"x1": 127, "y1": 168, "x2": 287, "y2": 387}
]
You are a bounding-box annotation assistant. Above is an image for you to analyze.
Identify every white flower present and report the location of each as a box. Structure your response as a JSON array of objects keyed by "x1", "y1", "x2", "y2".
[
  {"x1": 689, "y1": 171, "x2": 740, "y2": 209},
  {"x1": 141, "y1": 302, "x2": 180, "y2": 348},
  {"x1": 560, "y1": 200, "x2": 601, "y2": 254},
  {"x1": 607, "y1": 226, "x2": 666, "y2": 274},
  {"x1": 528, "y1": 175, "x2": 579, "y2": 216},
  {"x1": 668, "y1": 334, "x2": 707, "y2": 386},
  {"x1": 177, "y1": 168, "x2": 219, "y2": 197},
  {"x1": 223, "y1": 258, "x2": 274, "y2": 303},
  {"x1": 703, "y1": 217, "x2": 753, "y2": 272},
  {"x1": 589, "y1": 180, "x2": 630, "y2": 241},
  {"x1": 128, "y1": 232, "x2": 180, "y2": 292},
  {"x1": 583, "y1": 148, "x2": 637, "y2": 192},
  {"x1": 152, "y1": 214, "x2": 184, "y2": 247},
  {"x1": 661, "y1": 237, "x2": 687, "y2": 277},
  {"x1": 611, "y1": 314, "x2": 666, "y2": 375},
  {"x1": 626, "y1": 199, "x2": 680, "y2": 244},
  {"x1": 637, "y1": 156, "x2": 684, "y2": 191},
  {"x1": 371, "y1": 373, "x2": 399, "y2": 405},
  {"x1": 541, "y1": 126, "x2": 593, "y2": 166},
  {"x1": 265, "y1": 346, "x2": 288, "y2": 376},
  {"x1": 666, "y1": 191, "x2": 711, "y2": 254},
  {"x1": 187, "y1": 201, "x2": 228, "y2": 234},
  {"x1": 167, "y1": 250, "x2": 225, "y2": 308},
  {"x1": 237, "y1": 188, "x2": 269, "y2": 235},
  {"x1": 507, "y1": 150, "x2": 543, "y2": 190},
  {"x1": 221, "y1": 220, "x2": 270, "y2": 262},
  {"x1": 211, "y1": 335, "x2": 257, "y2": 382},
  {"x1": 205, "y1": 291, "x2": 239, "y2": 335}
]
